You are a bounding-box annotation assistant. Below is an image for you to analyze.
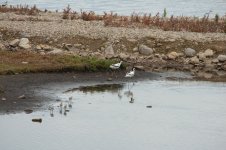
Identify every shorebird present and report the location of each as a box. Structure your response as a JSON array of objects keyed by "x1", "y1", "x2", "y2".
[
  {"x1": 109, "y1": 61, "x2": 123, "y2": 77},
  {"x1": 48, "y1": 105, "x2": 54, "y2": 117},
  {"x1": 110, "y1": 61, "x2": 123, "y2": 70},
  {"x1": 125, "y1": 68, "x2": 135, "y2": 78}
]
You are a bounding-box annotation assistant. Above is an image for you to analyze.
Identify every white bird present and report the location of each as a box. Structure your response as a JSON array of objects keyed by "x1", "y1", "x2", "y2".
[
  {"x1": 125, "y1": 68, "x2": 135, "y2": 77},
  {"x1": 110, "y1": 61, "x2": 123, "y2": 70}
]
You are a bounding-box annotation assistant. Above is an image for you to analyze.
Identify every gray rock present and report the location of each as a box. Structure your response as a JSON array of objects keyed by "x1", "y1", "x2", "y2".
[
  {"x1": 9, "y1": 39, "x2": 20, "y2": 47},
  {"x1": 47, "y1": 48, "x2": 63, "y2": 54},
  {"x1": 204, "y1": 49, "x2": 214, "y2": 57},
  {"x1": 184, "y1": 48, "x2": 196, "y2": 57},
  {"x1": 105, "y1": 45, "x2": 114, "y2": 57},
  {"x1": 217, "y1": 55, "x2": 226, "y2": 62},
  {"x1": 19, "y1": 38, "x2": 31, "y2": 49},
  {"x1": 138, "y1": 44, "x2": 153, "y2": 55}
]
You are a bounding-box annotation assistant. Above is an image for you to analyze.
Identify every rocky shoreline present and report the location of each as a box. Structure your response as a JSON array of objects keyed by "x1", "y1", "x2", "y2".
[{"x1": 0, "y1": 12, "x2": 226, "y2": 81}]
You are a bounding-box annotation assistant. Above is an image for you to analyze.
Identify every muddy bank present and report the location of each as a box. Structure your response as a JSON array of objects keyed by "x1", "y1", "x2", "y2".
[{"x1": 0, "y1": 71, "x2": 166, "y2": 114}]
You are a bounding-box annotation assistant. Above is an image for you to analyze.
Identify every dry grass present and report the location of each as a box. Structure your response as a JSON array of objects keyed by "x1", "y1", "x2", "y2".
[
  {"x1": 61, "y1": 5, "x2": 226, "y2": 33},
  {"x1": 0, "y1": 51, "x2": 115, "y2": 75},
  {"x1": 0, "y1": 4, "x2": 40, "y2": 15}
]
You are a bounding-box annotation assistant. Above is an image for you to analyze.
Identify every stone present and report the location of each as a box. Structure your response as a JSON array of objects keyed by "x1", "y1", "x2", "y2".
[
  {"x1": 134, "y1": 65, "x2": 145, "y2": 71},
  {"x1": 212, "y1": 58, "x2": 219, "y2": 63},
  {"x1": 107, "y1": 78, "x2": 113, "y2": 81},
  {"x1": 1, "y1": 97, "x2": 6, "y2": 101},
  {"x1": 217, "y1": 55, "x2": 226, "y2": 62},
  {"x1": 133, "y1": 47, "x2": 138, "y2": 52},
  {"x1": 41, "y1": 44, "x2": 52, "y2": 51},
  {"x1": 24, "y1": 109, "x2": 33, "y2": 114},
  {"x1": 18, "y1": 95, "x2": 26, "y2": 99},
  {"x1": 190, "y1": 56, "x2": 199, "y2": 64},
  {"x1": 36, "y1": 45, "x2": 42, "y2": 50},
  {"x1": 19, "y1": 38, "x2": 31, "y2": 49},
  {"x1": 119, "y1": 53, "x2": 129, "y2": 60},
  {"x1": 197, "y1": 52, "x2": 206, "y2": 61},
  {"x1": 222, "y1": 65, "x2": 226, "y2": 71},
  {"x1": 74, "y1": 44, "x2": 82, "y2": 47},
  {"x1": 21, "y1": 61, "x2": 28, "y2": 64},
  {"x1": 138, "y1": 44, "x2": 154, "y2": 55},
  {"x1": 32, "y1": 118, "x2": 42, "y2": 123},
  {"x1": 167, "y1": 51, "x2": 179, "y2": 60},
  {"x1": 127, "y1": 38, "x2": 137, "y2": 43},
  {"x1": 146, "y1": 106, "x2": 152, "y2": 108},
  {"x1": 184, "y1": 48, "x2": 196, "y2": 57},
  {"x1": 104, "y1": 44, "x2": 114, "y2": 57},
  {"x1": 204, "y1": 49, "x2": 214, "y2": 57},
  {"x1": 9, "y1": 39, "x2": 20, "y2": 47},
  {"x1": 0, "y1": 43, "x2": 5, "y2": 50},
  {"x1": 47, "y1": 48, "x2": 63, "y2": 54}
]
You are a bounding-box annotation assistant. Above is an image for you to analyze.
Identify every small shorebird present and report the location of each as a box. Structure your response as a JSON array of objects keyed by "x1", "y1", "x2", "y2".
[
  {"x1": 125, "y1": 68, "x2": 135, "y2": 78},
  {"x1": 110, "y1": 61, "x2": 123, "y2": 70},
  {"x1": 48, "y1": 105, "x2": 54, "y2": 117}
]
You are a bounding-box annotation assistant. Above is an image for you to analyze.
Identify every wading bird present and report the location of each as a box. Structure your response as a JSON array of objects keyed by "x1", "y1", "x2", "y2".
[
  {"x1": 109, "y1": 61, "x2": 123, "y2": 77},
  {"x1": 125, "y1": 68, "x2": 135, "y2": 78}
]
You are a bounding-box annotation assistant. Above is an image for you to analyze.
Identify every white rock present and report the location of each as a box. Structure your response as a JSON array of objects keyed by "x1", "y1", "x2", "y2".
[
  {"x1": 167, "y1": 51, "x2": 179, "y2": 60},
  {"x1": 9, "y1": 39, "x2": 20, "y2": 47},
  {"x1": 184, "y1": 48, "x2": 196, "y2": 57},
  {"x1": 204, "y1": 49, "x2": 214, "y2": 57},
  {"x1": 47, "y1": 48, "x2": 63, "y2": 54},
  {"x1": 217, "y1": 55, "x2": 226, "y2": 62},
  {"x1": 19, "y1": 38, "x2": 31, "y2": 49}
]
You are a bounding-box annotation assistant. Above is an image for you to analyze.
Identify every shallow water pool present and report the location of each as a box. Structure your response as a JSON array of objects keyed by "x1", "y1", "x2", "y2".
[{"x1": 0, "y1": 80, "x2": 226, "y2": 150}]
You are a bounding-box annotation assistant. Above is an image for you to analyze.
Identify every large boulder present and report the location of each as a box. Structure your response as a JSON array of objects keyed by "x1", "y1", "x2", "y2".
[
  {"x1": 184, "y1": 48, "x2": 196, "y2": 57},
  {"x1": 19, "y1": 38, "x2": 31, "y2": 49},
  {"x1": 104, "y1": 44, "x2": 114, "y2": 58},
  {"x1": 138, "y1": 44, "x2": 154, "y2": 55},
  {"x1": 217, "y1": 55, "x2": 226, "y2": 62},
  {"x1": 9, "y1": 39, "x2": 20, "y2": 47}
]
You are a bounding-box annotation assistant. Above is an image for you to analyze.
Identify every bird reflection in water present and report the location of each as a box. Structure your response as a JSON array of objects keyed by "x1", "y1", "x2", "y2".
[{"x1": 48, "y1": 96, "x2": 74, "y2": 117}]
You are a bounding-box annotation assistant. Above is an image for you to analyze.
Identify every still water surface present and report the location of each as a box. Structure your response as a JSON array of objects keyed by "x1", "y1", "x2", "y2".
[
  {"x1": 6, "y1": 0, "x2": 226, "y2": 17},
  {"x1": 0, "y1": 80, "x2": 226, "y2": 150}
]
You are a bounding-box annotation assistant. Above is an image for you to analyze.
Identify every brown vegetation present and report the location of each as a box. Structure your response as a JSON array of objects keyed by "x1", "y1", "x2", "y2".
[
  {"x1": 61, "y1": 5, "x2": 226, "y2": 33},
  {"x1": 0, "y1": 4, "x2": 40, "y2": 15}
]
